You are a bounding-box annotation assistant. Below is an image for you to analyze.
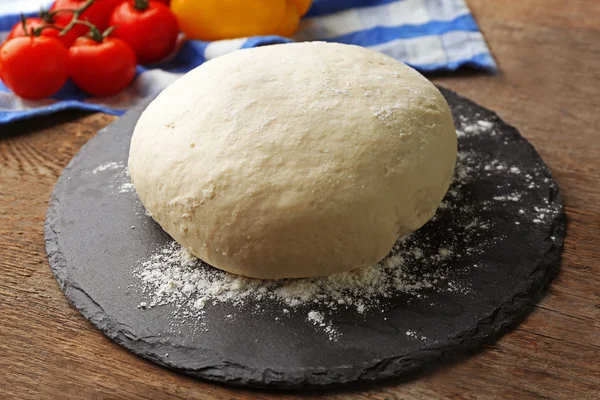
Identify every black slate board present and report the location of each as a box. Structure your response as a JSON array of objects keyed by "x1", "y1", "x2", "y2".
[{"x1": 45, "y1": 88, "x2": 565, "y2": 389}]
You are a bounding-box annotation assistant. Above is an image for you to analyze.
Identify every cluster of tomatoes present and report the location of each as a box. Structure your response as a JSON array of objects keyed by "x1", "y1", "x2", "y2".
[{"x1": 0, "y1": 0, "x2": 178, "y2": 100}]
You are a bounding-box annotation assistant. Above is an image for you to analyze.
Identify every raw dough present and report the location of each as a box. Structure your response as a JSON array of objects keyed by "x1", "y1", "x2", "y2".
[{"x1": 128, "y1": 42, "x2": 457, "y2": 279}]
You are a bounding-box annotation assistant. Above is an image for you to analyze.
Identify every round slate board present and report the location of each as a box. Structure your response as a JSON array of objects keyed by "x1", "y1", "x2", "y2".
[{"x1": 45, "y1": 87, "x2": 565, "y2": 389}]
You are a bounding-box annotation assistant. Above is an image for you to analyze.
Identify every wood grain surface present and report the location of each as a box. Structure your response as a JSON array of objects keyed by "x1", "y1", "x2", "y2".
[{"x1": 1, "y1": 1, "x2": 598, "y2": 399}]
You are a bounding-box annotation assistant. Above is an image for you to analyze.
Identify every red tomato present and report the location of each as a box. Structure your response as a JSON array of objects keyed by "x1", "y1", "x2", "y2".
[
  {"x1": 68, "y1": 37, "x2": 137, "y2": 97},
  {"x1": 0, "y1": 36, "x2": 69, "y2": 99},
  {"x1": 6, "y1": 17, "x2": 80, "y2": 48},
  {"x1": 109, "y1": 0, "x2": 179, "y2": 64},
  {"x1": 51, "y1": 0, "x2": 124, "y2": 32}
]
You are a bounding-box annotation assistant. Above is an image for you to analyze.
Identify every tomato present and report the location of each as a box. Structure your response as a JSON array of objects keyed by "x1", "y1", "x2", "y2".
[
  {"x1": 6, "y1": 17, "x2": 80, "y2": 48},
  {"x1": 109, "y1": 0, "x2": 179, "y2": 64},
  {"x1": 51, "y1": 0, "x2": 123, "y2": 32},
  {"x1": 170, "y1": 0, "x2": 286, "y2": 41},
  {"x1": 68, "y1": 37, "x2": 137, "y2": 97},
  {"x1": 0, "y1": 36, "x2": 69, "y2": 99}
]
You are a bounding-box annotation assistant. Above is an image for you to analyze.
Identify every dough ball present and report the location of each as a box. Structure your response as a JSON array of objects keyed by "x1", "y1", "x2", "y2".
[{"x1": 128, "y1": 42, "x2": 457, "y2": 279}]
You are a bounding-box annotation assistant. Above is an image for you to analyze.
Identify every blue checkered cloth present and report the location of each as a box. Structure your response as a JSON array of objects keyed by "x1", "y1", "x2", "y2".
[{"x1": 0, "y1": 0, "x2": 496, "y2": 124}]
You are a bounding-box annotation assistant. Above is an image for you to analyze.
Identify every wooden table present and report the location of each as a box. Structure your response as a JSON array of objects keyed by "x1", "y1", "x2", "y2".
[{"x1": 1, "y1": 1, "x2": 598, "y2": 398}]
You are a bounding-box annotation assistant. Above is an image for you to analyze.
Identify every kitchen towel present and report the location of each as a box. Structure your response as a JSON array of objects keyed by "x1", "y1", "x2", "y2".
[{"x1": 0, "y1": 0, "x2": 496, "y2": 124}]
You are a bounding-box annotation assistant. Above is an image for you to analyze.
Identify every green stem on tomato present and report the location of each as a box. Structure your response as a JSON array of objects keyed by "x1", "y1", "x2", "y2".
[
  {"x1": 58, "y1": 0, "x2": 96, "y2": 37},
  {"x1": 102, "y1": 26, "x2": 117, "y2": 38},
  {"x1": 70, "y1": 20, "x2": 114, "y2": 43},
  {"x1": 20, "y1": 12, "x2": 64, "y2": 37},
  {"x1": 34, "y1": 24, "x2": 67, "y2": 36},
  {"x1": 39, "y1": 6, "x2": 54, "y2": 23},
  {"x1": 133, "y1": 0, "x2": 150, "y2": 12},
  {"x1": 19, "y1": 13, "x2": 30, "y2": 36},
  {"x1": 73, "y1": 20, "x2": 104, "y2": 42}
]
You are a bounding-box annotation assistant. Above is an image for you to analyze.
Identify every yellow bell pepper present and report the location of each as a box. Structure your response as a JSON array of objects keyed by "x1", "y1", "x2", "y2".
[{"x1": 171, "y1": 0, "x2": 312, "y2": 41}]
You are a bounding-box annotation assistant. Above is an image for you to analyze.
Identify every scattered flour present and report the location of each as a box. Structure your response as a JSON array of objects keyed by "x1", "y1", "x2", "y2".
[
  {"x1": 493, "y1": 193, "x2": 521, "y2": 202},
  {"x1": 118, "y1": 182, "x2": 135, "y2": 194},
  {"x1": 89, "y1": 162, "x2": 136, "y2": 194},
  {"x1": 406, "y1": 330, "x2": 426, "y2": 340},
  {"x1": 134, "y1": 238, "x2": 460, "y2": 319},
  {"x1": 92, "y1": 161, "x2": 123, "y2": 174},
  {"x1": 456, "y1": 119, "x2": 495, "y2": 137},
  {"x1": 307, "y1": 311, "x2": 339, "y2": 340}
]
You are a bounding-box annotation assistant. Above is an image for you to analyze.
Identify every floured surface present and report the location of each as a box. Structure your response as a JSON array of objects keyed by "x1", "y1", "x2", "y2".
[{"x1": 45, "y1": 88, "x2": 564, "y2": 388}]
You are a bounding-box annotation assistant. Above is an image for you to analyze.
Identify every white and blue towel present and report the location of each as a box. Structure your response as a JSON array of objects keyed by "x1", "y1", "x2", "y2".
[{"x1": 0, "y1": 0, "x2": 496, "y2": 124}]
